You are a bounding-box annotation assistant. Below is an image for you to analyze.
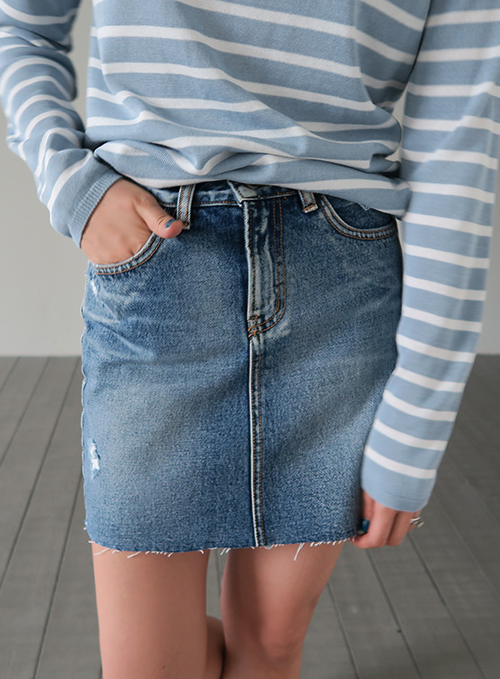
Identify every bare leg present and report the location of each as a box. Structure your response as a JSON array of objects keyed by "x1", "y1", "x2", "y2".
[
  {"x1": 206, "y1": 615, "x2": 226, "y2": 679},
  {"x1": 220, "y1": 542, "x2": 345, "y2": 679},
  {"x1": 90, "y1": 541, "x2": 224, "y2": 679}
]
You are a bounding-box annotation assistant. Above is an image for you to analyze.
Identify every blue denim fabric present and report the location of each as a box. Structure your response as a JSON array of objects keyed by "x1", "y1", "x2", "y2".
[{"x1": 80, "y1": 179, "x2": 403, "y2": 555}]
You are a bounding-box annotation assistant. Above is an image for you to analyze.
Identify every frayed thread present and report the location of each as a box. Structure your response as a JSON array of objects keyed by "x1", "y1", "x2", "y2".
[{"x1": 87, "y1": 536, "x2": 352, "y2": 561}]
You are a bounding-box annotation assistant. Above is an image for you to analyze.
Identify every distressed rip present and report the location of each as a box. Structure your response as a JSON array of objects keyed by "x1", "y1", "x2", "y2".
[
  {"x1": 86, "y1": 534, "x2": 353, "y2": 562},
  {"x1": 87, "y1": 439, "x2": 100, "y2": 477}
]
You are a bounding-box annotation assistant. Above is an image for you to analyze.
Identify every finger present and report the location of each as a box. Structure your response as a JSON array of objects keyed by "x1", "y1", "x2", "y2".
[
  {"x1": 352, "y1": 517, "x2": 393, "y2": 549},
  {"x1": 351, "y1": 490, "x2": 374, "y2": 538},
  {"x1": 136, "y1": 195, "x2": 185, "y2": 239},
  {"x1": 351, "y1": 502, "x2": 395, "y2": 550},
  {"x1": 387, "y1": 511, "x2": 414, "y2": 546}
]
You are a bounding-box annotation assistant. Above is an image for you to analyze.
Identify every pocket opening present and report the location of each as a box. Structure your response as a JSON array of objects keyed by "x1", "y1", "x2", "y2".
[
  {"x1": 91, "y1": 231, "x2": 163, "y2": 275},
  {"x1": 318, "y1": 195, "x2": 398, "y2": 240}
]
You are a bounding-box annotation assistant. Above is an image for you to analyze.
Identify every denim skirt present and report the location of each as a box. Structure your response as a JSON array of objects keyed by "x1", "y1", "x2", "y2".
[{"x1": 80, "y1": 179, "x2": 403, "y2": 559}]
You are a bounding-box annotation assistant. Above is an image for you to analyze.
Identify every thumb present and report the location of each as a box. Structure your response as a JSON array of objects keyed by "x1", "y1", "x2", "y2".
[
  {"x1": 142, "y1": 201, "x2": 185, "y2": 239},
  {"x1": 353, "y1": 490, "x2": 375, "y2": 538}
]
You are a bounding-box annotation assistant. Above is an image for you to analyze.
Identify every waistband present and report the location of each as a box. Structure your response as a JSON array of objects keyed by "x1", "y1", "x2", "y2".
[{"x1": 148, "y1": 179, "x2": 319, "y2": 230}]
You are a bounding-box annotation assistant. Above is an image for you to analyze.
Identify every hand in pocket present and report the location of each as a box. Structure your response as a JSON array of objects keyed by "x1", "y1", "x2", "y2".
[{"x1": 80, "y1": 178, "x2": 184, "y2": 266}]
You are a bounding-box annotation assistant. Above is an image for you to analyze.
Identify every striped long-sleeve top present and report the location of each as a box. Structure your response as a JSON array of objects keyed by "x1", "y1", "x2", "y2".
[{"x1": 1, "y1": 0, "x2": 499, "y2": 512}]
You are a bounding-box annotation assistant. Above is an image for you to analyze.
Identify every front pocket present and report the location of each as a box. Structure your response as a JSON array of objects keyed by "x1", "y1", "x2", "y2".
[
  {"x1": 318, "y1": 195, "x2": 398, "y2": 240},
  {"x1": 91, "y1": 231, "x2": 164, "y2": 276}
]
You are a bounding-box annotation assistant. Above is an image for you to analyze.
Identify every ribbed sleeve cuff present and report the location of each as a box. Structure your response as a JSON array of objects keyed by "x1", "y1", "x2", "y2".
[
  {"x1": 67, "y1": 163, "x2": 124, "y2": 249},
  {"x1": 360, "y1": 452, "x2": 436, "y2": 512}
]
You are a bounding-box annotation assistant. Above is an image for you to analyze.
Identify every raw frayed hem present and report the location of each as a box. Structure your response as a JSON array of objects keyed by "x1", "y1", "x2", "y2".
[{"x1": 87, "y1": 534, "x2": 354, "y2": 562}]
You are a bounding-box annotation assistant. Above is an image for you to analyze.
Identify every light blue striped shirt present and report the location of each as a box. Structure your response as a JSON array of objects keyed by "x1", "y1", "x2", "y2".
[{"x1": 1, "y1": 0, "x2": 499, "y2": 512}]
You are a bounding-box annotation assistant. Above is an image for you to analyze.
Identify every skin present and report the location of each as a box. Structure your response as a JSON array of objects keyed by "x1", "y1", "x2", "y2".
[
  {"x1": 82, "y1": 179, "x2": 423, "y2": 679},
  {"x1": 80, "y1": 178, "x2": 185, "y2": 265}
]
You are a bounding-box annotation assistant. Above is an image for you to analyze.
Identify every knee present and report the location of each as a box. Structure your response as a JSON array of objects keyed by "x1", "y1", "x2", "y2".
[{"x1": 253, "y1": 620, "x2": 308, "y2": 664}]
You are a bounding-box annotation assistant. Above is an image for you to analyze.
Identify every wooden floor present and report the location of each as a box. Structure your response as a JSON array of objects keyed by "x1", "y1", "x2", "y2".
[{"x1": 0, "y1": 355, "x2": 499, "y2": 679}]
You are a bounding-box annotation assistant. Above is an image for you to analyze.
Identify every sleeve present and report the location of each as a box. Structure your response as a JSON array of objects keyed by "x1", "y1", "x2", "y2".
[
  {"x1": 360, "y1": 0, "x2": 500, "y2": 512},
  {"x1": 0, "y1": 0, "x2": 123, "y2": 248}
]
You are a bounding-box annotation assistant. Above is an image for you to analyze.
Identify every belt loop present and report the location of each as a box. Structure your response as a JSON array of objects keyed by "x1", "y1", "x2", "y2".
[
  {"x1": 176, "y1": 184, "x2": 196, "y2": 230},
  {"x1": 297, "y1": 189, "x2": 318, "y2": 213}
]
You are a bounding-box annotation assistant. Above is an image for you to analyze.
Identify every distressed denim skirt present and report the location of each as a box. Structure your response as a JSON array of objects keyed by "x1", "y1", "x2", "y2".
[{"x1": 80, "y1": 179, "x2": 403, "y2": 560}]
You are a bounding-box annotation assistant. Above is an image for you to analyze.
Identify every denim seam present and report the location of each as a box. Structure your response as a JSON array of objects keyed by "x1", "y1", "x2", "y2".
[
  {"x1": 319, "y1": 196, "x2": 397, "y2": 240},
  {"x1": 92, "y1": 235, "x2": 163, "y2": 276},
  {"x1": 256, "y1": 331, "x2": 266, "y2": 544},
  {"x1": 247, "y1": 197, "x2": 287, "y2": 336},
  {"x1": 158, "y1": 190, "x2": 295, "y2": 209},
  {"x1": 249, "y1": 330, "x2": 267, "y2": 546}
]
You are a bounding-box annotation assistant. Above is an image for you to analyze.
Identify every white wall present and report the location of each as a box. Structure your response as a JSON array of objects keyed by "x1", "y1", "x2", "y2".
[{"x1": 1, "y1": 3, "x2": 499, "y2": 355}]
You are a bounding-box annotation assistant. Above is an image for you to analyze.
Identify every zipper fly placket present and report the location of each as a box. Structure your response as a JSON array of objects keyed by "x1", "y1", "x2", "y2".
[{"x1": 242, "y1": 196, "x2": 288, "y2": 546}]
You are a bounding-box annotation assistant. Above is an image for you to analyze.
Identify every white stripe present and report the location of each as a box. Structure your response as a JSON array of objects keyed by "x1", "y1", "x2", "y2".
[
  {"x1": 93, "y1": 25, "x2": 363, "y2": 81},
  {"x1": 47, "y1": 153, "x2": 93, "y2": 213},
  {"x1": 419, "y1": 45, "x2": 500, "y2": 62},
  {"x1": 93, "y1": 18, "x2": 415, "y2": 71},
  {"x1": 396, "y1": 333, "x2": 476, "y2": 362},
  {"x1": 90, "y1": 57, "x2": 375, "y2": 112},
  {"x1": 403, "y1": 243, "x2": 490, "y2": 269},
  {"x1": 5, "y1": 75, "x2": 69, "y2": 117},
  {"x1": 393, "y1": 366, "x2": 466, "y2": 392},
  {"x1": 401, "y1": 212, "x2": 493, "y2": 237},
  {"x1": 428, "y1": 9, "x2": 500, "y2": 27},
  {"x1": 14, "y1": 93, "x2": 75, "y2": 130},
  {"x1": 36, "y1": 127, "x2": 80, "y2": 187},
  {"x1": 401, "y1": 304, "x2": 483, "y2": 332},
  {"x1": 408, "y1": 181, "x2": 496, "y2": 204},
  {"x1": 96, "y1": 142, "x2": 149, "y2": 157},
  {"x1": 356, "y1": 0, "x2": 426, "y2": 31},
  {"x1": 181, "y1": 0, "x2": 423, "y2": 36},
  {"x1": 0, "y1": 0, "x2": 76, "y2": 25},
  {"x1": 1, "y1": 58, "x2": 73, "y2": 114},
  {"x1": 374, "y1": 420, "x2": 448, "y2": 450},
  {"x1": 303, "y1": 117, "x2": 396, "y2": 132},
  {"x1": 18, "y1": 109, "x2": 76, "y2": 161},
  {"x1": 406, "y1": 81, "x2": 500, "y2": 100},
  {"x1": 85, "y1": 86, "x2": 398, "y2": 135},
  {"x1": 403, "y1": 275, "x2": 487, "y2": 301},
  {"x1": 401, "y1": 147, "x2": 499, "y2": 171},
  {"x1": 278, "y1": 175, "x2": 406, "y2": 192},
  {"x1": 382, "y1": 390, "x2": 456, "y2": 421},
  {"x1": 364, "y1": 446, "x2": 437, "y2": 480},
  {"x1": 403, "y1": 112, "x2": 500, "y2": 135}
]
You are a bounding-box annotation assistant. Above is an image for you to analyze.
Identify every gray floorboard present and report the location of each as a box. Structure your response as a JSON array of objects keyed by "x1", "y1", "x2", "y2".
[{"x1": 0, "y1": 355, "x2": 498, "y2": 679}]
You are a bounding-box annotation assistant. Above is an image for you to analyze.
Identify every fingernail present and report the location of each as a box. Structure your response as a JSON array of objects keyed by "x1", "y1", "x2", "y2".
[
  {"x1": 164, "y1": 217, "x2": 181, "y2": 229},
  {"x1": 356, "y1": 518, "x2": 370, "y2": 535}
]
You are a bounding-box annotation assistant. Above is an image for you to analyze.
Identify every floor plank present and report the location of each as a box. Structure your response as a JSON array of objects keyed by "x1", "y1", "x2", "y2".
[
  {"x1": 0, "y1": 354, "x2": 498, "y2": 679},
  {"x1": 330, "y1": 543, "x2": 419, "y2": 679},
  {"x1": 34, "y1": 367, "x2": 101, "y2": 679},
  {"x1": 0, "y1": 358, "x2": 80, "y2": 677}
]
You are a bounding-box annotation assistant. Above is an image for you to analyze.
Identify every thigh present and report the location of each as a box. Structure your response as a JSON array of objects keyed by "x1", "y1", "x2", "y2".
[
  {"x1": 91, "y1": 542, "x2": 210, "y2": 679},
  {"x1": 220, "y1": 542, "x2": 345, "y2": 649}
]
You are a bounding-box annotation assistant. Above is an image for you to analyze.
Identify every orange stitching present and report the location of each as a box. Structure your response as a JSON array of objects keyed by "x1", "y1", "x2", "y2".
[
  {"x1": 247, "y1": 197, "x2": 287, "y2": 335},
  {"x1": 249, "y1": 206, "x2": 257, "y2": 320},
  {"x1": 318, "y1": 196, "x2": 397, "y2": 241},
  {"x1": 249, "y1": 335, "x2": 260, "y2": 542},
  {"x1": 255, "y1": 332, "x2": 266, "y2": 543},
  {"x1": 94, "y1": 237, "x2": 163, "y2": 276},
  {"x1": 248, "y1": 198, "x2": 281, "y2": 332},
  {"x1": 177, "y1": 184, "x2": 193, "y2": 226},
  {"x1": 185, "y1": 184, "x2": 195, "y2": 225}
]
